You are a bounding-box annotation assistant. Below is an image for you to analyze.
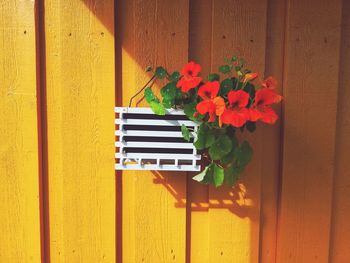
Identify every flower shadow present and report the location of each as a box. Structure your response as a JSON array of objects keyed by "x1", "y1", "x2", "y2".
[{"x1": 151, "y1": 170, "x2": 259, "y2": 219}]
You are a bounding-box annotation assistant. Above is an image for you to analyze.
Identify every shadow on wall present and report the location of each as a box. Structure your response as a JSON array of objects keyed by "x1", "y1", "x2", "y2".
[
  {"x1": 79, "y1": 0, "x2": 115, "y2": 35},
  {"x1": 152, "y1": 170, "x2": 259, "y2": 219},
  {"x1": 78, "y1": 0, "x2": 259, "y2": 219}
]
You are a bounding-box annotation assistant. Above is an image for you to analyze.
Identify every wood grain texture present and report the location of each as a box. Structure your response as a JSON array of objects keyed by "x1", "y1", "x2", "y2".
[
  {"x1": 119, "y1": 0, "x2": 189, "y2": 262},
  {"x1": 0, "y1": 1, "x2": 41, "y2": 261},
  {"x1": 259, "y1": 0, "x2": 286, "y2": 262},
  {"x1": 44, "y1": 0, "x2": 116, "y2": 262},
  {"x1": 188, "y1": 0, "x2": 212, "y2": 262},
  {"x1": 329, "y1": 0, "x2": 350, "y2": 261},
  {"x1": 2, "y1": 1, "x2": 350, "y2": 262},
  {"x1": 209, "y1": 0, "x2": 267, "y2": 262},
  {"x1": 276, "y1": 0, "x2": 343, "y2": 262}
]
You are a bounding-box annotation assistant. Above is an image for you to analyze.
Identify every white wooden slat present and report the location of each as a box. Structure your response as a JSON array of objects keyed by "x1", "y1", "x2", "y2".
[
  {"x1": 115, "y1": 118, "x2": 196, "y2": 127},
  {"x1": 115, "y1": 163, "x2": 201, "y2": 171},
  {"x1": 115, "y1": 130, "x2": 196, "y2": 138},
  {"x1": 115, "y1": 141, "x2": 195, "y2": 149},
  {"x1": 115, "y1": 107, "x2": 201, "y2": 171},
  {"x1": 115, "y1": 107, "x2": 189, "y2": 115},
  {"x1": 115, "y1": 153, "x2": 201, "y2": 160}
]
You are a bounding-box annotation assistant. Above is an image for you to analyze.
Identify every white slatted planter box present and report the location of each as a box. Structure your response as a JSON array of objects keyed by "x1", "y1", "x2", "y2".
[{"x1": 115, "y1": 107, "x2": 201, "y2": 171}]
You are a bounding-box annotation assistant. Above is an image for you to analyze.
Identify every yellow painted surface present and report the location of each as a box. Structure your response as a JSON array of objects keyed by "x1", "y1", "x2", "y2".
[
  {"x1": 207, "y1": 1, "x2": 267, "y2": 262},
  {"x1": 118, "y1": 0, "x2": 189, "y2": 262},
  {"x1": 276, "y1": 0, "x2": 343, "y2": 262},
  {"x1": 1, "y1": 0, "x2": 350, "y2": 262},
  {"x1": 44, "y1": 0, "x2": 115, "y2": 262},
  {"x1": 0, "y1": 0, "x2": 41, "y2": 261}
]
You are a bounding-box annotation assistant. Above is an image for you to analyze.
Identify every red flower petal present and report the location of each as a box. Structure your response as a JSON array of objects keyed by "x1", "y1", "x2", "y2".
[
  {"x1": 208, "y1": 111, "x2": 216, "y2": 122},
  {"x1": 198, "y1": 81, "x2": 220, "y2": 100},
  {"x1": 177, "y1": 76, "x2": 202, "y2": 92},
  {"x1": 221, "y1": 109, "x2": 235, "y2": 124},
  {"x1": 180, "y1": 61, "x2": 202, "y2": 77},
  {"x1": 249, "y1": 108, "x2": 261, "y2": 122},
  {"x1": 254, "y1": 88, "x2": 282, "y2": 106},
  {"x1": 221, "y1": 108, "x2": 249, "y2": 128},
  {"x1": 261, "y1": 76, "x2": 277, "y2": 89},
  {"x1": 260, "y1": 106, "x2": 278, "y2": 124},
  {"x1": 196, "y1": 100, "x2": 215, "y2": 115},
  {"x1": 227, "y1": 90, "x2": 250, "y2": 108},
  {"x1": 230, "y1": 108, "x2": 249, "y2": 127}
]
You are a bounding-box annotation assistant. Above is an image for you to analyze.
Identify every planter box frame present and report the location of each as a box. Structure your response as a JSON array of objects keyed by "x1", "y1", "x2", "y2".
[{"x1": 115, "y1": 107, "x2": 201, "y2": 171}]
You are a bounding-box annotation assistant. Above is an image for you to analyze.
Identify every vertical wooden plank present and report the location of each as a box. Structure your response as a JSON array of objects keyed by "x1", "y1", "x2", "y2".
[
  {"x1": 189, "y1": 0, "x2": 212, "y2": 77},
  {"x1": 117, "y1": 0, "x2": 136, "y2": 261},
  {"x1": 209, "y1": 0, "x2": 268, "y2": 262},
  {"x1": 0, "y1": 1, "x2": 42, "y2": 261},
  {"x1": 276, "y1": 0, "x2": 342, "y2": 262},
  {"x1": 329, "y1": 0, "x2": 350, "y2": 261},
  {"x1": 188, "y1": 0, "x2": 212, "y2": 262},
  {"x1": 259, "y1": 0, "x2": 286, "y2": 262},
  {"x1": 119, "y1": 0, "x2": 189, "y2": 262},
  {"x1": 44, "y1": 0, "x2": 115, "y2": 262}
]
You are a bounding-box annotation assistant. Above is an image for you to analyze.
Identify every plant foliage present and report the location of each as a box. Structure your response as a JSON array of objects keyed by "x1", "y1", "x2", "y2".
[{"x1": 144, "y1": 57, "x2": 282, "y2": 187}]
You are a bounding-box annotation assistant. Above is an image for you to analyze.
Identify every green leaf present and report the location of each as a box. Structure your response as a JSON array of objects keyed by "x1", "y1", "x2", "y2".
[
  {"x1": 246, "y1": 121, "x2": 256, "y2": 133},
  {"x1": 193, "y1": 124, "x2": 215, "y2": 150},
  {"x1": 162, "y1": 98, "x2": 173, "y2": 109},
  {"x1": 219, "y1": 65, "x2": 231, "y2": 74},
  {"x1": 219, "y1": 78, "x2": 234, "y2": 96},
  {"x1": 208, "y1": 73, "x2": 220, "y2": 82},
  {"x1": 144, "y1": 87, "x2": 159, "y2": 104},
  {"x1": 160, "y1": 82, "x2": 177, "y2": 100},
  {"x1": 208, "y1": 135, "x2": 232, "y2": 160},
  {"x1": 224, "y1": 165, "x2": 242, "y2": 186},
  {"x1": 234, "y1": 141, "x2": 253, "y2": 166},
  {"x1": 231, "y1": 56, "x2": 238, "y2": 62},
  {"x1": 150, "y1": 101, "x2": 166, "y2": 115},
  {"x1": 192, "y1": 164, "x2": 213, "y2": 184},
  {"x1": 181, "y1": 124, "x2": 191, "y2": 142},
  {"x1": 184, "y1": 102, "x2": 197, "y2": 121},
  {"x1": 234, "y1": 65, "x2": 241, "y2": 72},
  {"x1": 155, "y1": 66, "x2": 167, "y2": 79},
  {"x1": 145, "y1": 66, "x2": 153, "y2": 72},
  {"x1": 213, "y1": 164, "x2": 225, "y2": 187},
  {"x1": 175, "y1": 87, "x2": 184, "y2": 99},
  {"x1": 221, "y1": 135, "x2": 239, "y2": 164},
  {"x1": 170, "y1": 71, "x2": 180, "y2": 82}
]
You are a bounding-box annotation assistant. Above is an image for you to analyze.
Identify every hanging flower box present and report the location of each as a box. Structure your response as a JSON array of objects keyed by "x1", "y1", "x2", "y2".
[
  {"x1": 115, "y1": 107, "x2": 201, "y2": 171},
  {"x1": 115, "y1": 56, "x2": 282, "y2": 187}
]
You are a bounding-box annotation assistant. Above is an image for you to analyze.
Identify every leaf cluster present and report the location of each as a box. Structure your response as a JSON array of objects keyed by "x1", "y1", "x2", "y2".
[{"x1": 143, "y1": 57, "x2": 260, "y2": 187}]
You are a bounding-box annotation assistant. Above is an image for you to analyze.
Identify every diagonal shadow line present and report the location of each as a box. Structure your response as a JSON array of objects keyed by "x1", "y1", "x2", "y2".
[
  {"x1": 79, "y1": 0, "x2": 258, "y2": 215},
  {"x1": 81, "y1": 1, "x2": 261, "y2": 262},
  {"x1": 80, "y1": 0, "x2": 115, "y2": 35}
]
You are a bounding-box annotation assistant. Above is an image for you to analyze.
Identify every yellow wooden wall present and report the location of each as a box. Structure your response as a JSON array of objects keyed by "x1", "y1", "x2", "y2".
[{"x1": 1, "y1": 0, "x2": 349, "y2": 262}]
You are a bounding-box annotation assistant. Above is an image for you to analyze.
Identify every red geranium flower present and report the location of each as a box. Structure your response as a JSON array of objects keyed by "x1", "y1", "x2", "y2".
[
  {"x1": 196, "y1": 81, "x2": 225, "y2": 124},
  {"x1": 176, "y1": 61, "x2": 202, "y2": 92},
  {"x1": 221, "y1": 90, "x2": 250, "y2": 127},
  {"x1": 249, "y1": 88, "x2": 282, "y2": 124}
]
